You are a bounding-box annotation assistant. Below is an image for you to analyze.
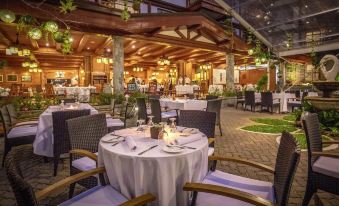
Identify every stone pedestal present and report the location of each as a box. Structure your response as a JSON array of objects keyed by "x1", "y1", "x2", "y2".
[{"x1": 112, "y1": 36, "x2": 124, "y2": 95}]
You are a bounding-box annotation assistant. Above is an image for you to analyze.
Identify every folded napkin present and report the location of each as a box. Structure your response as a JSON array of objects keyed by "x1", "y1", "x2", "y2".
[
  {"x1": 125, "y1": 136, "x2": 137, "y2": 151},
  {"x1": 175, "y1": 133, "x2": 202, "y2": 145}
]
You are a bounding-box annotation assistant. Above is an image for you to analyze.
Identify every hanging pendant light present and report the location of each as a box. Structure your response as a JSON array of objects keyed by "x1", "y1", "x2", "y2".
[{"x1": 0, "y1": 10, "x2": 16, "y2": 23}]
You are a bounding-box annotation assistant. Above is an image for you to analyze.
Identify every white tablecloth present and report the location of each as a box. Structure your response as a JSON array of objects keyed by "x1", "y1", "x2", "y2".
[
  {"x1": 175, "y1": 85, "x2": 200, "y2": 95},
  {"x1": 139, "y1": 85, "x2": 148, "y2": 93},
  {"x1": 255, "y1": 92, "x2": 318, "y2": 112},
  {"x1": 208, "y1": 85, "x2": 223, "y2": 93},
  {"x1": 160, "y1": 99, "x2": 207, "y2": 110},
  {"x1": 54, "y1": 86, "x2": 96, "y2": 102},
  {"x1": 98, "y1": 127, "x2": 208, "y2": 206},
  {"x1": 33, "y1": 103, "x2": 98, "y2": 157}
]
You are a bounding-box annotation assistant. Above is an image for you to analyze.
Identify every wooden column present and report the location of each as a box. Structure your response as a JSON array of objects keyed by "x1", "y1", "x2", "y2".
[
  {"x1": 112, "y1": 36, "x2": 124, "y2": 94},
  {"x1": 83, "y1": 56, "x2": 91, "y2": 86},
  {"x1": 267, "y1": 60, "x2": 271, "y2": 91},
  {"x1": 226, "y1": 53, "x2": 235, "y2": 89}
]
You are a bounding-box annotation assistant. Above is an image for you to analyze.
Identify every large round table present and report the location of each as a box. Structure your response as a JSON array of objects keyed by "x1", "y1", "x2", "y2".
[{"x1": 98, "y1": 127, "x2": 208, "y2": 206}]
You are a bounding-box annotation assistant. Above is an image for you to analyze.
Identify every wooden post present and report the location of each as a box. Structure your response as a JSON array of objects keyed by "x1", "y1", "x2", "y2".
[
  {"x1": 267, "y1": 60, "x2": 271, "y2": 91},
  {"x1": 112, "y1": 36, "x2": 124, "y2": 95},
  {"x1": 226, "y1": 53, "x2": 234, "y2": 89}
]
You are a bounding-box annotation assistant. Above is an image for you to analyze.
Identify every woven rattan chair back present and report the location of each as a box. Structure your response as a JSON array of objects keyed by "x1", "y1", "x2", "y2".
[
  {"x1": 302, "y1": 113, "x2": 322, "y2": 165},
  {"x1": 5, "y1": 145, "x2": 41, "y2": 206},
  {"x1": 295, "y1": 90, "x2": 301, "y2": 98},
  {"x1": 244, "y1": 91, "x2": 255, "y2": 105},
  {"x1": 261, "y1": 92, "x2": 273, "y2": 107},
  {"x1": 206, "y1": 95, "x2": 218, "y2": 100},
  {"x1": 136, "y1": 98, "x2": 147, "y2": 120},
  {"x1": 67, "y1": 113, "x2": 107, "y2": 160},
  {"x1": 178, "y1": 110, "x2": 216, "y2": 138},
  {"x1": 301, "y1": 91, "x2": 308, "y2": 100},
  {"x1": 0, "y1": 105, "x2": 11, "y2": 135},
  {"x1": 236, "y1": 91, "x2": 244, "y2": 99},
  {"x1": 273, "y1": 131, "x2": 300, "y2": 206},
  {"x1": 149, "y1": 98, "x2": 162, "y2": 123},
  {"x1": 206, "y1": 99, "x2": 222, "y2": 124},
  {"x1": 52, "y1": 109, "x2": 90, "y2": 157},
  {"x1": 6, "y1": 104, "x2": 18, "y2": 126}
]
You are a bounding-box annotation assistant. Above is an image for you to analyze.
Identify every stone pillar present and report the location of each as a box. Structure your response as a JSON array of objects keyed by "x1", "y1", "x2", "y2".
[
  {"x1": 112, "y1": 36, "x2": 124, "y2": 95},
  {"x1": 267, "y1": 60, "x2": 271, "y2": 91},
  {"x1": 226, "y1": 53, "x2": 235, "y2": 89}
]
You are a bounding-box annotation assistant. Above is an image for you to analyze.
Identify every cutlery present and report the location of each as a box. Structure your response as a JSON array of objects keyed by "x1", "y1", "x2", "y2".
[
  {"x1": 138, "y1": 145, "x2": 158, "y2": 155},
  {"x1": 111, "y1": 140, "x2": 125, "y2": 146},
  {"x1": 167, "y1": 145, "x2": 196, "y2": 150}
]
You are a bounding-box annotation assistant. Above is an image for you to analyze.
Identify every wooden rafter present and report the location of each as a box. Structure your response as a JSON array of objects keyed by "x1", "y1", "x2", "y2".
[
  {"x1": 95, "y1": 36, "x2": 112, "y2": 54},
  {"x1": 174, "y1": 27, "x2": 186, "y2": 39},
  {"x1": 30, "y1": 39, "x2": 39, "y2": 50},
  {"x1": 0, "y1": 28, "x2": 12, "y2": 46},
  {"x1": 77, "y1": 35, "x2": 91, "y2": 53}
]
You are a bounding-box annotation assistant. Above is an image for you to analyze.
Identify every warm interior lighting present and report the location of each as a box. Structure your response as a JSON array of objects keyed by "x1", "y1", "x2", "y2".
[{"x1": 157, "y1": 56, "x2": 171, "y2": 66}]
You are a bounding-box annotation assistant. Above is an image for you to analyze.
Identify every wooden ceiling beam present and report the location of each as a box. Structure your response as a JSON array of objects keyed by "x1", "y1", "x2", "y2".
[
  {"x1": 174, "y1": 27, "x2": 186, "y2": 39},
  {"x1": 77, "y1": 34, "x2": 91, "y2": 53},
  {"x1": 0, "y1": 29, "x2": 11, "y2": 46},
  {"x1": 30, "y1": 39, "x2": 39, "y2": 50},
  {"x1": 95, "y1": 36, "x2": 112, "y2": 54}
]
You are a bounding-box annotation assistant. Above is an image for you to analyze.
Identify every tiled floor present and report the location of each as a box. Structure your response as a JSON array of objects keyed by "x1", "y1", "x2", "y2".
[{"x1": 0, "y1": 107, "x2": 338, "y2": 206}]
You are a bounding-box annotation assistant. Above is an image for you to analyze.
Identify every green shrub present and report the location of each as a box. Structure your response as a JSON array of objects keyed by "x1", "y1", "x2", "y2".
[{"x1": 128, "y1": 91, "x2": 147, "y2": 103}]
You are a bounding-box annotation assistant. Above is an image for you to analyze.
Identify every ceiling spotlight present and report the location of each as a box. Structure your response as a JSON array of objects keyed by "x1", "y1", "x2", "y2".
[
  {"x1": 87, "y1": 47, "x2": 90, "y2": 50},
  {"x1": 256, "y1": 14, "x2": 261, "y2": 18},
  {"x1": 132, "y1": 45, "x2": 135, "y2": 49},
  {"x1": 306, "y1": 21, "x2": 310, "y2": 24},
  {"x1": 270, "y1": 3, "x2": 274, "y2": 6},
  {"x1": 106, "y1": 48, "x2": 111, "y2": 52},
  {"x1": 267, "y1": 21, "x2": 271, "y2": 25},
  {"x1": 46, "y1": 43, "x2": 50, "y2": 47},
  {"x1": 305, "y1": 5, "x2": 308, "y2": 8}
]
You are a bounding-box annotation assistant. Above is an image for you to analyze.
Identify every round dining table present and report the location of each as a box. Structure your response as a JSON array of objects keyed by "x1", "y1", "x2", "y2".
[{"x1": 98, "y1": 127, "x2": 208, "y2": 206}]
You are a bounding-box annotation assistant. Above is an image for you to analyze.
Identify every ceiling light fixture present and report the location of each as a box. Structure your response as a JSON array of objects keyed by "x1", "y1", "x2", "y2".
[{"x1": 157, "y1": 55, "x2": 170, "y2": 66}]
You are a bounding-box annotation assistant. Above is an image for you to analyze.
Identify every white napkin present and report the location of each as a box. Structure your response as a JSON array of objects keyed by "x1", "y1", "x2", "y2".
[
  {"x1": 175, "y1": 133, "x2": 202, "y2": 145},
  {"x1": 125, "y1": 136, "x2": 137, "y2": 151}
]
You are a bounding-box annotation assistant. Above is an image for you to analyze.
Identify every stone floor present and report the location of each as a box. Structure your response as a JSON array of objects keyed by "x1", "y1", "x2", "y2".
[{"x1": 0, "y1": 107, "x2": 338, "y2": 206}]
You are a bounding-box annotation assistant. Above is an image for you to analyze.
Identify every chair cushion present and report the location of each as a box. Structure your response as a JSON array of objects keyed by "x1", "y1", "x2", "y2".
[
  {"x1": 208, "y1": 147, "x2": 214, "y2": 156},
  {"x1": 196, "y1": 170, "x2": 275, "y2": 206},
  {"x1": 161, "y1": 110, "x2": 177, "y2": 118},
  {"x1": 58, "y1": 185, "x2": 127, "y2": 206},
  {"x1": 313, "y1": 156, "x2": 339, "y2": 179},
  {"x1": 14, "y1": 120, "x2": 38, "y2": 127},
  {"x1": 8, "y1": 125, "x2": 37, "y2": 139},
  {"x1": 72, "y1": 153, "x2": 98, "y2": 171},
  {"x1": 106, "y1": 118, "x2": 124, "y2": 127}
]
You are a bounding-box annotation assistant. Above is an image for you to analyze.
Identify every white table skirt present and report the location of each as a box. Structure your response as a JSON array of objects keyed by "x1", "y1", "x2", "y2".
[
  {"x1": 160, "y1": 99, "x2": 207, "y2": 110},
  {"x1": 255, "y1": 92, "x2": 318, "y2": 112},
  {"x1": 54, "y1": 86, "x2": 96, "y2": 102},
  {"x1": 33, "y1": 103, "x2": 98, "y2": 157},
  {"x1": 175, "y1": 85, "x2": 199, "y2": 95},
  {"x1": 98, "y1": 128, "x2": 208, "y2": 206}
]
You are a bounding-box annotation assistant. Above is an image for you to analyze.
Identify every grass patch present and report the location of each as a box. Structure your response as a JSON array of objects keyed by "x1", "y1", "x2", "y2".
[
  {"x1": 250, "y1": 118, "x2": 292, "y2": 126},
  {"x1": 283, "y1": 115, "x2": 297, "y2": 122},
  {"x1": 241, "y1": 125, "x2": 297, "y2": 134},
  {"x1": 293, "y1": 133, "x2": 331, "y2": 149}
]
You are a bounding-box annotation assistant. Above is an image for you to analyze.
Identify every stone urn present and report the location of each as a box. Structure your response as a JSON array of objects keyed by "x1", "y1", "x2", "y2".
[{"x1": 320, "y1": 54, "x2": 339, "y2": 81}]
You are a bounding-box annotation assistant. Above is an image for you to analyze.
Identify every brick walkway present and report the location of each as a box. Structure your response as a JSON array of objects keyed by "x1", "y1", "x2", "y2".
[{"x1": 0, "y1": 107, "x2": 338, "y2": 205}]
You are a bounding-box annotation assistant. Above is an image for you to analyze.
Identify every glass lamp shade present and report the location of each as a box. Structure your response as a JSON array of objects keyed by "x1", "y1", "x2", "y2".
[
  {"x1": 43, "y1": 21, "x2": 59, "y2": 33},
  {"x1": 18, "y1": 50, "x2": 23, "y2": 56},
  {"x1": 248, "y1": 49, "x2": 254, "y2": 55},
  {"x1": 23, "y1": 49, "x2": 30, "y2": 56},
  {"x1": 28, "y1": 28, "x2": 42, "y2": 40},
  {"x1": 0, "y1": 10, "x2": 16, "y2": 23},
  {"x1": 10, "y1": 47, "x2": 18, "y2": 54}
]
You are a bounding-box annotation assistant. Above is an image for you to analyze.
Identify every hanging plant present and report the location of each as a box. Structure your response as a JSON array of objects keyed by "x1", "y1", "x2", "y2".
[
  {"x1": 246, "y1": 28, "x2": 253, "y2": 45},
  {"x1": 0, "y1": 59, "x2": 7, "y2": 69},
  {"x1": 132, "y1": 0, "x2": 142, "y2": 12},
  {"x1": 17, "y1": 15, "x2": 38, "y2": 31},
  {"x1": 0, "y1": 9, "x2": 16, "y2": 23},
  {"x1": 53, "y1": 31, "x2": 65, "y2": 43},
  {"x1": 59, "y1": 0, "x2": 77, "y2": 14},
  {"x1": 121, "y1": 0, "x2": 131, "y2": 21},
  {"x1": 28, "y1": 27, "x2": 42, "y2": 40},
  {"x1": 286, "y1": 33, "x2": 293, "y2": 50},
  {"x1": 224, "y1": 18, "x2": 233, "y2": 37},
  {"x1": 42, "y1": 21, "x2": 59, "y2": 33}
]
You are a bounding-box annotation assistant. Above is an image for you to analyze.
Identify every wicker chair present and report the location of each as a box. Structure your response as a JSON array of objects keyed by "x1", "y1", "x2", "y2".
[
  {"x1": 5, "y1": 145, "x2": 156, "y2": 206},
  {"x1": 244, "y1": 91, "x2": 261, "y2": 112},
  {"x1": 178, "y1": 110, "x2": 216, "y2": 156},
  {"x1": 107, "y1": 101, "x2": 135, "y2": 132},
  {"x1": 136, "y1": 97, "x2": 148, "y2": 120},
  {"x1": 6, "y1": 103, "x2": 38, "y2": 127},
  {"x1": 287, "y1": 92, "x2": 308, "y2": 112},
  {"x1": 235, "y1": 91, "x2": 245, "y2": 109},
  {"x1": 206, "y1": 99, "x2": 223, "y2": 136},
  {"x1": 184, "y1": 131, "x2": 300, "y2": 206},
  {"x1": 260, "y1": 92, "x2": 281, "y2": 114},
  {"x1": 67, "y1": 113, "x2": 108, "y2": 198},
  {"x1": 302, "y1": 113, "x2": 339, "y2": 206},
  {"x1": 52, "y1": 109, "x2": 90, "y2": 176},
  {"x1": 149, "y1": 98, "x2": 178, "y2": 123},
  {"x1": 1, "y1": 105, "x2": 37, "y2": 166}
]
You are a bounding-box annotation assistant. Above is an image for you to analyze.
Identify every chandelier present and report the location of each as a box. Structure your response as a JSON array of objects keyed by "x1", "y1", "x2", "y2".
[
  {"x1": 96, "y1": 57, "x2": 113, "y2": 64},
  {"x1": 6, "y1": 33, "x2": 31, "y2": 57},
  {"x1": 157, "y1": 55, "x2": 170, "y2": 66},
  {"x1": 199, "y1": 63, "x2": 212, "y2": 70},
  {"x1": 55, "y1": 71, "x2": 65, "y2": 78},
  {"x1": 28, "y1": 68, "x2": 42, "y2": 73},
  {"x1": 133, "y1": 66, "x2": 143, "y2": 72},
  {"x1": 22, "y1": 61, "x2": 38, "y2": 68}
]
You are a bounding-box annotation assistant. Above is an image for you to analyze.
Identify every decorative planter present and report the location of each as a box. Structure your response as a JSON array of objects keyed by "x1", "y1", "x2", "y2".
[
  {"x1": 222, "y1": 97, "x2": 237, "y2": 107},
  {"x1": 150, "y1": 127, "x2": 162, "y2": 139}
]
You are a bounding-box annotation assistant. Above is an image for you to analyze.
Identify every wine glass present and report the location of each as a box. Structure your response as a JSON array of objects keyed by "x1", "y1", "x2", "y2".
[
  {"x1": 169, "y1": 118, "x2": 176, "y2": 132},
  {"x1": 147, "y1": 116, "x2": 154, "y2": 127}
]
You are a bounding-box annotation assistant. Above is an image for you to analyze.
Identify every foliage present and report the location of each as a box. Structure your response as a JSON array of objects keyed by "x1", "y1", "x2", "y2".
[
  {"x1": 121, "y1": 1, "x2": 131, "y2": 21},
  {"x1": 256, "y1": 74, "x2": 268, "y2": 92},
  {"x1": 241, "y1": 125, "x2": 297, "y2": 134},
  {"x1": 8, "y1": 95, "x2": 58, "y2": 111},
  {"x1": 59, "y1": 0, "x2": 77, "y2": 14},
  {"x1": 250, "y1": 118, "x2": 292, "y2": 126},
  {"x1": 222, "y1": 89, "x2": 236, "y2": 97},
  {"x1": 0, "y1": 59, "x2": 7, "y2": 69},
  {"x1": 98, "y1": 93, "x2": 114, "y2": 105},
  {"x1": 132, "y1": 0, "x2": 142, "y2": 11},
  {"x1": 128, "y1": 91, "x2": 147, "y2": 103},
  {"x1": 283, "y1": 114, "x2": 297, "y2": 122},
  {"x1": 113, "y1": 93, "x2": 126, "y2": 104},
  {"x1": 17, "y1": 15, "x2": 38, "y2": 31},
  {"x1": 293, "y1": 133, "x2": 331, "y2": 150}
]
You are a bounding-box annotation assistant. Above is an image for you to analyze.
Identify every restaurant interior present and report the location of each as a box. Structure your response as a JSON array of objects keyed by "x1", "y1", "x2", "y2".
[{"x1": 0, "y1": 0, "x2": 338, "y2": 206}]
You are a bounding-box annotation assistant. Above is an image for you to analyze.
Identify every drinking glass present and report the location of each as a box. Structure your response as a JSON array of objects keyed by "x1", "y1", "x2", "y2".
[
  {"x1": 169, "y1": 118, "x2": 176, "y2": 132},
  {"x1": 147, "y1": 115, "x2": 154, "y2": 127}
]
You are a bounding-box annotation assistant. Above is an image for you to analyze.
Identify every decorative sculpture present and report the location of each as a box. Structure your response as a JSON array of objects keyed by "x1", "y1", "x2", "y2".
[{"x1": 319, "y1": 54, "x2": 339, "y2": 81}]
